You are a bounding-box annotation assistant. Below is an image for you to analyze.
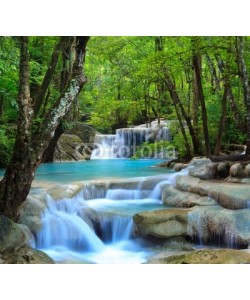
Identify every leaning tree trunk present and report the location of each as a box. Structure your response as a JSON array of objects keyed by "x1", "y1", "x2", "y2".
[
  {"x1": 0, "y1": 36, "x2": 89, "y2": 220},
  {"x1": 42, "y1": 122, "x2": 65, "y2": 163}
]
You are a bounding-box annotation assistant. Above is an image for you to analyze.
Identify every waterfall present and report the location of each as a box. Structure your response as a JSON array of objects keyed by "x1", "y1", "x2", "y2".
[
  {"x1": 91, "y1": 134, "x2": 117, "y2": 159},
  {"x1": 33, "y1": 171, "x2": 173, "y2": 263},
  {"x1": 150, "y1": 166, "x2": 191, "y2": 199},
  {"x1": 99, "y1": 214, "x2": 133, "y2": 243},
  {"x1": 36, "y1": 195, "x2": 104, "y2": 252},
  {"x1": 91, "y1": 122, "x2": 172, "y2": 159}
]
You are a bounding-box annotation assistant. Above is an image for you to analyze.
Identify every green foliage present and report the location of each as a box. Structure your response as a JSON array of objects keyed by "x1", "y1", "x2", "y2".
[
  {"x1": 0, "y1": 126, "x2": 15, "y2": 167},
  {"x1": 131, "y1": 141, "x2": 176, "y2": 160},
  {"x1": 0, "y1": 35, "x2": 250, "y2": 163}
]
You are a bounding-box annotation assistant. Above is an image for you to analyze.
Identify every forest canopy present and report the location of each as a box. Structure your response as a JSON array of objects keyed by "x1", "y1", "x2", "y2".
[{"x1": 0, "y1": 36, "x2": 250, "y2": 168}]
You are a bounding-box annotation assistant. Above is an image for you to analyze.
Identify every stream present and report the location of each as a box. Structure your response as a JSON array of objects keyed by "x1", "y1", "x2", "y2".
[{"x1": 21, "y1": 159, "x2": 180, "y2": 264}]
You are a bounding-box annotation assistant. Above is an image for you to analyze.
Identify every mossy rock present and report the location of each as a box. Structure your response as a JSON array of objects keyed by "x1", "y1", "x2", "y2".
[
  {"x1": 133, "y1": 209, "x2": 190, "y2": 239},
  {"x1": 147, "y1": 249, "x2": 250, "y2": 264},
  {"x1": 65, "y1": 123, "x2": 96, "y2": 144},
  {"x1": 0, "y1": 216, "x2": 28, "y2": 254},
  {"x1": 2, "y1": 246, "x2": 54, "y2": 264}
]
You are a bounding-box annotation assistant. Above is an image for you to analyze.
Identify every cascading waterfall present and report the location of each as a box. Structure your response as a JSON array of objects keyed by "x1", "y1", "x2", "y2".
[
  {"x1": 36, "y1": 195, "x2": 104, "y2": 252},
  {"x1": 91, "y1": 134, "x2": 117, "y2": 159},
  {"x1": 91, "y1": 122, "x2": 172, "y2": 159},
  {"x1": 34, "y1": 170, "x2": 181, "y2": 263},
  {"x1": 99, "y1": 214, "x2": 133, "y2": 243}
]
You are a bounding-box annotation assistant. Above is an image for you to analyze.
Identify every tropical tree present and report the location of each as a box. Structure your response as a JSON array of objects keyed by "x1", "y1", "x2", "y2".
[{"x1": 0, "y1": 36, "x2": 89, "y2": 220}]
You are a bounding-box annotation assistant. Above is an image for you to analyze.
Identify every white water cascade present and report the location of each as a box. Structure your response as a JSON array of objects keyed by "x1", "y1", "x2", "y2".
[
  {"x1": 91, "y1": 121, "x2": 172, "y2": 159},
  {"x1": 34, "y1": 167, "x2": 189, "y2": 263}
]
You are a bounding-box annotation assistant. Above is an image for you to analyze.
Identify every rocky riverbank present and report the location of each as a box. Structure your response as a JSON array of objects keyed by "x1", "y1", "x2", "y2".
[{"x1": 134, "y1": 157, "x2": 250, "y2": 263}]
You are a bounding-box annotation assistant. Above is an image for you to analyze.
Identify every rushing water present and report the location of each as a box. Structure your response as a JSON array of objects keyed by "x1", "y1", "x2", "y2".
[{"x1": 26, "y1": 159, "x2": 186, "y2": 264}]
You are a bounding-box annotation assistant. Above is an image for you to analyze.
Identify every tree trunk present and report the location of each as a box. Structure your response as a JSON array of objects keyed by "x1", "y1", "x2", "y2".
[
  {"x1": 0, "y1": 36, "x2": 89, "y2": 220},
  {"x1": 192, "y1": 49, "x2": 211, "y2": 157},
  {"x1": 206, "y1": 54, "x2": 220, "y2": 93},
  {"x1": 192, "y1": 58, "x2": 201, "y2": 154},
  {"x1": 0, "y1": 36, "x2": 34, "y2": 219},
  {"x1": 164, "y1": 71, "x2": 200, "y2": 156},
  {"x1": 172, "y1": 99, "x2": 192, "y2": 160},
  {"x1": 216, "y1": 54, "x2": 245, "y2": 132},
  {"x1": 236, "y1": 36, "x2": 250, "y2": 156},
  {"x1": 42, "y1": 39, "x2": 75, "y2": 162},
  {"x1": 214, "y1": 81, "x2": 229, "y2": 156},
  {"x1": 42, "y1": 123, "x2": 64, "y2": 163},
  {"x1": 34, "y1": 37, "x2": 70, "y2": 117}
]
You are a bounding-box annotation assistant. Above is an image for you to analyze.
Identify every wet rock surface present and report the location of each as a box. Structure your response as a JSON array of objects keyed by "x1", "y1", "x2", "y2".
[
  {"x1": 147, "y1": 248, "x2": 250, "y2": 264},
  {"x1": 133, "y1": 209, "x2": 190, "y2": 239}
]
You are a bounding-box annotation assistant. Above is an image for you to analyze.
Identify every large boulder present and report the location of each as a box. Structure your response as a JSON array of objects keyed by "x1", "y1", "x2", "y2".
[
  {"x1": 229, "y1": 163, "x2": 245, "y2": 178},
  {"x1": 147, "y1": 248, "x2": 250, "y2": 264},
  {"x1": 1, "y1": 246, "x2": 54, "y2": 264},
  {"x1": 133, "y1": 209, "x2": 190, "y2": 239},
  {"x1": 18, "y1": 194, "x2": 47, "y2": 235},
  {"x1": 162, "y1": 185, "x2": 217, "y2": 208},
  {"x1": 173, "y1": 163, "x2": 188, "y2": 172},
  {"x1": 54, "y1": 134, "x2": 90, "y2": 161},
  {"x1": 0, "y1": 216, "x2": 28, "y2": 254},
  {"x1": 65, "y1": 123, "x2": 96, "y2": 145},
  {"x1": 188, "y1": 159, "x2": 218, "y2": 180},
  {"x1": 54, "y1": 123, "x2": 96, "y2": 162},
  {"x1": 176, "y1": 175, "x2": 250, "y2": 209},
  {"x1": 245, "y1": 164, "x2": 250, "y2": 177}
]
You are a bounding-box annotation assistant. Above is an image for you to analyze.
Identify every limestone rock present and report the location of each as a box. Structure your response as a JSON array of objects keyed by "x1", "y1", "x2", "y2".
[
  {"x1": 54, "y1": 134, "x2": 89, "y2": 161},
  {"x1": 174, "y1": 163, "x2": 188, "y2": 172},
  {"x1": 133, "y1": 209, "x2": 190, "y2": 239},
  {"x1": 147, "y1": 249, "x2": 250, "y2": 264},
  {"x1": 162, "y1": 185, "x2": 217, "y2": 208},
  {"x1": 188, "y1": 159, "x2": 218, "y2": 180},
  {"x1": 65, "y1": 123, "x2": 96, "y2": 144},
  {"x1": 0, "y1": 216, "x2": 28, "y2": 254},
  {"x1": 244, "y1": 164, "x2": 250, "y2": 177},
  {"x1": 54, "y1": 123, "x2": 96, "y2": 162},
  {"x1": 162, "y1": 237, "x2": 194, "y2": 252},
  {"x1": 18, "y1": 195, "x2": 47, "y2": 235},
  {"x1": 2, "y1": 246, "x2": 54, "y2": 264},
  {"x1": 176, "y1": 175, "x2": 250, "y2": 209},
  {"x1": 229, "y1": 163, "x2": 245, "y2": 178}
]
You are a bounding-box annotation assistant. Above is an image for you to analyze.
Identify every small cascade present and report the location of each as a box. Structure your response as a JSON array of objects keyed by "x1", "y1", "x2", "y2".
[
  {"x1": 99, "y1": 214, "x2": 133, "y2": 243},
  {"x1": 36, "y1": 195, "x2": 104, "y2": 252},
  {"x1": 150, "y1": 166, "x2": 191, "y2": 199},
  {"x1": 82, "y1": 182, "x2": 107, "y2": 200},
  {"x1": 91, "y1": 121, "x2": 172, "y2": 159},
  {"x1": 91, "y1": 134, "x2": 117, "y2": 159}
]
